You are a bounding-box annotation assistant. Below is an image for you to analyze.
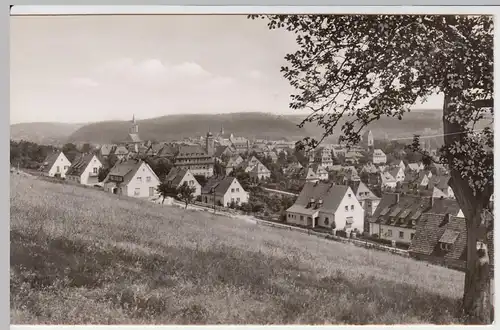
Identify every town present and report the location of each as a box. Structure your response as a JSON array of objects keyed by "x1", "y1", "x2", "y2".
[{"x1": 11, "y1": 114, "x2": 494, "y2": 272}]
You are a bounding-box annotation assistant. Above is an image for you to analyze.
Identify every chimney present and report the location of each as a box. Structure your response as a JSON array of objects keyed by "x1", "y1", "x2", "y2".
[{"x1": 442, "y1": 213, "x2": 450, "y2": 225}]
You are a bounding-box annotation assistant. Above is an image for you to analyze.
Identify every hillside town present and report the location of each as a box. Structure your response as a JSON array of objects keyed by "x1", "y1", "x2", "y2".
[{"x1": 11, "y1": 114, "x2": 494, "y2": 273}]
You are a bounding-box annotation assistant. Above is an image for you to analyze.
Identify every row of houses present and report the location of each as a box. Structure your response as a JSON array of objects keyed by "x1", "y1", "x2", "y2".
[{"x1": 283, "y1": 178, "x2": 493, "y2": 271}]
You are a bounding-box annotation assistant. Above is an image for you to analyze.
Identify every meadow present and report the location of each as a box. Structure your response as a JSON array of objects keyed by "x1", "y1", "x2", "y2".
[{"x1": 10, "y1": 173, "x2": 465, "y2": 324}]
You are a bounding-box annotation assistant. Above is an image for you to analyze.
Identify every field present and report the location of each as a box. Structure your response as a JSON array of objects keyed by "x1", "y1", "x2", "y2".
[{"x1": 10, "y1": 173, "x2": 466, "y2": 324}]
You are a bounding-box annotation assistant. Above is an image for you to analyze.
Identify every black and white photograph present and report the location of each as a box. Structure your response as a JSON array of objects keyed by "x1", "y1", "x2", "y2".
[{"x1": 9, "y1": 7, "x2": 494, "y2": 325}]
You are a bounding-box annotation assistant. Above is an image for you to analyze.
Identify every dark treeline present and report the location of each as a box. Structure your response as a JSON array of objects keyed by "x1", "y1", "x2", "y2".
[{"x1": 10, "y1": 140, "x2": 59, "y2": 169}]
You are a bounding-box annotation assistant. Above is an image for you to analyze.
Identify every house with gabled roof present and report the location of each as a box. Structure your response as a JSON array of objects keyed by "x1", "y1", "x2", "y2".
[
  {"x1": 391, "y1": 160, "x2": 406, "y2": 171},
  {"x1": 111, "y1": 145, "x2": 130, "y2": 160},
  {"x1": 313, "y1": 148, "x2": 334, "y2": 169},
  {"x1": 347, "y1": 180, "x2": 381, "y2": 217},
  {"x1": 201, "y1": 175, "x2": 249, "y2": 207},
  {"x1": 103, "y1": 158, "x2": 160, "y2": 198},
  {"x1": 249, "y1": 162, "x2": 271, "y2": 181},
  {"x1": 409, "y1": 210, "x2": 493, "y2": 274},
  {"x1": 429, "y1": 176, "x2": 455, "y2": 199},
  {"x1": 66, "y1": 153, "x2": 103, "y2": 186},
  {"x1": 165, "y1": 167, "x2": 202, "y2": 196},
  {"x1": 286, "y1": 181, "x2": 364, "y2": 233},
  {"x1": 389, "y1": 166, "x2": 405, "y2": 183},
  {"x1": 372, "y1": 149, "x2": 387, "y2": 164},
  {"x1": 263, "y1": 151, "x2": 278, "y2": 163},
  {"x1": 406, "y1": 162, "x2": 425, "y2": 173},
  {"x1": 229, "y1": 134, "x2": 250, "y2": 154},
  {"x1": 99, "y1": 144, "x2": 117, "y2": 159},
  {"x1": 310, "y1": 163, "x2": 329, "y2": 181},
  {"x1": 361, "y1": 162, "x2": 379, "y2": 174},
  {"x1": 369, "y1": 193, "x2": 463, "y2": 245},
  {"x1": 156, "y1": 144, "x2": 179, "y2": 160},
  {"x1": 223, "y1": 154, "x2": 244, "y2": 175},
  {"x1": 380, "y1": 171, "x2": 397, "y2": 189},
  {"x1": 40, "y1": 151, "x2": 71, "y2": 178},
  {"x1": 214, "y1": 145, "x2": 235, "y2": 162},
  {"x1": 290, "y1": 166, "x2": 320, "y2": 186}
]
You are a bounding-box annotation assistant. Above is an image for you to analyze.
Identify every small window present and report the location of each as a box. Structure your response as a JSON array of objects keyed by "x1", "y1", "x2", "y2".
[
  {"x1": 300, "y1": 216, "x2": 304, "y2": 221},
  {"x1": 137, "y1": 176, "x2": 142, "y2": 181},
  {"x1": 388, "y1": 229, "x2": 393, "y2": 236},
  {"x1": 231, "y1": 188, "x2": 235, "y2": 193},
  {"x1": 134, "y1": 188, "x2": 140, "y2": 196},
  {"x1": 348, "y1": 194, "x2": 352, "y2": 197},
  {"x1": 324, "y1": 217, "x2": 329, "y2": 225},
  {"x1": 146, "y1": 176, "x2": 151, "y2": 182},
  {"x1": 351, "y1": 205, "x2": 354, "y2": 210},
  {"x1": 93, "y1": 167, "x2": 98, "y2": 174},
  {"x1": 410, "y1": 233, "x2": 415, "y2": 240},
  {"x1": 345, "y1": 206, "x2": 348, "y2": 211},
  {"x1": 236, "y1": 188, "x2": 240, "y2": 192},
  {"x1": 399, "y1": 231, "x2": 404, "y2": 239}
]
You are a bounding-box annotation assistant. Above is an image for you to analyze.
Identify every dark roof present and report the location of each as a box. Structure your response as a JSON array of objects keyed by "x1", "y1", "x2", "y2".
[
  {"x1": 289, "y1": 182, "x2": 349, "y2": 214},
  {"x1": 429, "y1": 175, "x2": 451, "y2": 190},
  {"x1": 370, "y1": 194, "x2": 432, "y2": 228},
  {"x1": 201, "y1": 176, "x2": 238, "y2": 196},
  {"x1": 177, "y1": 145, "x2": 209, "y2": 158},
  {"x1": 428, "y1": 198, "x2": 461, "y2": 215},
  {"x1": 157, "y1": 144, "x2": 178, "y2": 157},
  {"x1": 66, "y1": 154, "x2": 98, "y2": 177},
  {"x1": 165, "y1": 167, "x2": 189, "y2": 187},
  {"x1": 214, "y1": 146, "x2": 230, "y2": 158},
  {"x1": 104, "y1": 159, "x2": 150, "y2": 185},
  {"x1": 112, "y1": 146, "x2": 129, "y2": 155},
  {"x1": 347, "y1": 180, "x2": 380, "y2": 200},
  {"x1": 409, "y1": 213, "x2": 467, "y2": 262}
]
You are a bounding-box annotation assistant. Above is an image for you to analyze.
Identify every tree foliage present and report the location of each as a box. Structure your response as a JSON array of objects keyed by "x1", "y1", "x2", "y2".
[
  {"x1": 176, "y1": 182, "x2": 196, "y2": 209},
  {"x1": 10, "y1": 140, "x2": 57, "y2": 168},
  {"x1": 250, "y1": 14, "x2": 494, "y2": 323}
]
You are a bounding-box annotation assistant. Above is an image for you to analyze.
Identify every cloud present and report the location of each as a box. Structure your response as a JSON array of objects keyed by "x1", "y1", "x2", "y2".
[
  {"x1": 70, "y1": 77, "x2": 99, "y2": 87},
  {"x1": 172, "y1": 62, "x2": 210, "y2": 77},
  {"x1": 248, "y1": 69, "x2": 264, "y2": 80}
]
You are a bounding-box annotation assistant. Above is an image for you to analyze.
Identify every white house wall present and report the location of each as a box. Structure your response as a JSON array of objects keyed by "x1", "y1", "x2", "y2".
[
  {"x1": 80, "y1": 156, "x2": 103, "y2": 186},
  {"x1": 125, "y1": 163, "x2": 161, "y2": 198},
  {"x1": 178, "y1": 171, "x2": 202, "y2": 196},
  {"x1": 48, "y1": 153, "x2": 72, "y2": 178},
  {"x1": 330, "y1": 188, "x2": 365, "y2": 233},
  {"x1": 222, "y1": 179, "x2": 249, "y2": 206},
  {"x1": 379, "y1": 224, "x2": 416, "y2": 244}
]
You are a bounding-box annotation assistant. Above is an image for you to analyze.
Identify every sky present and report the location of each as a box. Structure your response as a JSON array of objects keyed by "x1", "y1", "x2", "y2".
[{"x1": 10, "y1": 14, "x2": 444, "y2": 124}]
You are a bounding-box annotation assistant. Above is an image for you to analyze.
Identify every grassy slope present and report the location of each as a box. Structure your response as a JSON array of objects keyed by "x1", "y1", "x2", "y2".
[{"x1": 10, "y1": 174, "x2": 465, "y2": 325}]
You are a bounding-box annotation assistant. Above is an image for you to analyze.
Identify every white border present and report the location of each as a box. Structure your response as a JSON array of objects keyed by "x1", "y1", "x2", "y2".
[
  {"x1": 9, "y1": 5, "x2": 500, "y2": 330},
  {"x1": 9, "y1": 5, "x2": 500, "y2": 15}
]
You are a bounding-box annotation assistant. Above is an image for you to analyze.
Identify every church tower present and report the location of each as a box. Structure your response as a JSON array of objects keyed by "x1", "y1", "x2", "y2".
[
  {"x1": 206, "y1": 130, "x2": 215, "y2": 156},
  {"x1": 130, "y1": 114, "x2": 139, "y2": 135}
]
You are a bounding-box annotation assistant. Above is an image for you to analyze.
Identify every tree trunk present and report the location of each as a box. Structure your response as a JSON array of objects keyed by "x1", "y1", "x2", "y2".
[
  {"x1": 162, "y1": 196, "x2": 165, "y2": 204},
  {"x1": 442, "y1": 94, "x2": 492, "y2": 324}
]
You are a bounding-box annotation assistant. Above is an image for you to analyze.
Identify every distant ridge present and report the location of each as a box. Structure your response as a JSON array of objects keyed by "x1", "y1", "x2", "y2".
[{"x1": 11, "y1": 108, "x2": 481, "y2": 147}]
